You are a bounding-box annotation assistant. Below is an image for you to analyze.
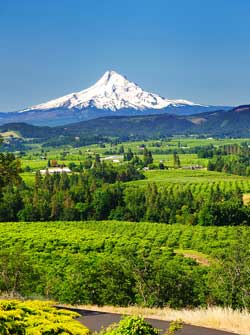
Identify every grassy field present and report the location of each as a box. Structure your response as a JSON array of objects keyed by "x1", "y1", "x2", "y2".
[
  {"x1": 133, "y1": 169, "x2": 248, "y2": 184},
  {"x1": 20, "y1": 172, "x2": 36, "y2": 186}
]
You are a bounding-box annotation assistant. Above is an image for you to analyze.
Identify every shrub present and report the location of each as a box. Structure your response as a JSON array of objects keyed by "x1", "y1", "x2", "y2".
[
  {"x1": 98, "y1": 316, "x2": 183, "y2": 335},
  {"x1": 0, "y1": 300, "x2": 90, "y2": 335},
  {"x1": 98, "y1": 315, "x2": 160, "y2": 335},
  {"x1": 165, "y1": 320, "x2": 183, "y2": 335}
]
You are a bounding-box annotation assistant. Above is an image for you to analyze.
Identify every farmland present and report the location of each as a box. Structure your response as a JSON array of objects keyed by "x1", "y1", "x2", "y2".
[
  {"x1": 12, "y1": 137, "x2": 250, "y2": 195},
  {"x1": 0, "y1": 220, "x2": 249, "y2": 309},
  {"x1": 1, "y1": 135, "x2": 250, "y2": 313},
  {"x1": 130, "y1": 169, "x2": 250, "y2": 189}
]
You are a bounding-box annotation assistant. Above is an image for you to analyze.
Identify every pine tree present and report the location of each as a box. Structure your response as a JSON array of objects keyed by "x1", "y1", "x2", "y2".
[
  {"x1": 124, "y1": 148, "x2": 134, "y2": 161},
  {"x1": 143, "y1": 148, "x2": 153, "y2": 166}
]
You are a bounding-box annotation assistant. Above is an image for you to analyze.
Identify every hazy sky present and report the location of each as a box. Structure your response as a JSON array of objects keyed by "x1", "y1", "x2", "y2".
[{"x1": 1, "y1": 0, "x2": 250, "y2": 111}]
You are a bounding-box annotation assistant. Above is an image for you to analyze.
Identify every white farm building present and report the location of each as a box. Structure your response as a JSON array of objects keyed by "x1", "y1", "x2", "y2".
[{"x1": 40, "y1": 167, "x2": 71, "y2": 175}]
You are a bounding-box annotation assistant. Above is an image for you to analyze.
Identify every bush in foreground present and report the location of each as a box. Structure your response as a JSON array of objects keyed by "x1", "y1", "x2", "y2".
[{"x1": 0, "y1": 300, "x2": 89, "y2": 335}]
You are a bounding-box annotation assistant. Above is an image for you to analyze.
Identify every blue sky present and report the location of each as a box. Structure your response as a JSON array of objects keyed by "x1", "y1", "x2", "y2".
[{"x1": 1, "y1": 0, "x2": 250, "y2": 111}]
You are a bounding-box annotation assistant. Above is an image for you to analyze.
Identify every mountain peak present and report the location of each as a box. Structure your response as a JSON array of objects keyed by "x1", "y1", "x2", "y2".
[
  {"x1": 102, "y1": 70, "x2": 127, "y2": 79},
  {"x1": 92, "y1": 70, "x2": 130, "y2": 93},
  {"x1": 103, "y1": 69, "x2": 123, "y2": 77},
  {"x1": 20, "y1": 70, "x2": 199, "y2": 113}
]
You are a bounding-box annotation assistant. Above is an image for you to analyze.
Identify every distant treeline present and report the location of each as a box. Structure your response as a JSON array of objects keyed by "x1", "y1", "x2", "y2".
[{"x1": 208, "y1": 145, "x2": 250, "y2": 176}]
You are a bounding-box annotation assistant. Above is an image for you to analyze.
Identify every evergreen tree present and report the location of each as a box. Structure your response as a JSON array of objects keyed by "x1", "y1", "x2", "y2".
[
  {"x1": 143, "y1": 148, "x2": 153, "y2": 166},
  {"x1": 124, "y1": 148, "x2": 134, "y2": 161}
]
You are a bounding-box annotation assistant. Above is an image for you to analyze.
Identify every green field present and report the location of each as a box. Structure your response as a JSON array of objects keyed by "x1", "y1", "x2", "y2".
[
  {"x1": 0, "y1": 220, "x2": 248, "y2": 308},
  {"x1": 1, "y1": 220, "x2": 244, "y2": 257},
  {"x1": 127, "y1": 169, "x2": 250, "y2": 196},
  {"x1": 18, "y1": 137, "x2": 250, "y2": 194},
  {"x1": 134, "y1": 169, "x2": 249, "y2": 184}
]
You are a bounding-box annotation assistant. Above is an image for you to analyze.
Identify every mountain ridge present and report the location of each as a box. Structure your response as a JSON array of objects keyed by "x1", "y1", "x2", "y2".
[{"x1": 1, "y1": 105, "x2": 250, "y2": 141}]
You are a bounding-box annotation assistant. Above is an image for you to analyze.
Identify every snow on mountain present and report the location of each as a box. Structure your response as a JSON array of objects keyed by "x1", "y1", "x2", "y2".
[{"x1": 20, "y1": 70, "x2": 202, "y2": 113}]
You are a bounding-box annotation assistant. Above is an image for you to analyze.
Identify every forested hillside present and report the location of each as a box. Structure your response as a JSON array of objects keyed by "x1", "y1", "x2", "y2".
[{"x1": 2, "y1": 105, "x2": 250, "y2": 147}]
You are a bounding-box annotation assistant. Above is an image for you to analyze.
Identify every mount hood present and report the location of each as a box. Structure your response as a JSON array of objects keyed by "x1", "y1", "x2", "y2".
[{"x1": 0, "y1": 70, "x2": 230, "y2": 126}]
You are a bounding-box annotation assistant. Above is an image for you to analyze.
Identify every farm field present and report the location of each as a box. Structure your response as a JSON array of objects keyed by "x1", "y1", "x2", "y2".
[
  {"x1": 0, "y1": 220, "x2": 249, "y2": 315},
  {"x1": 0, "y1": 220, "x2": 249, "y2": 307},
  {"x1": 15, "y1": 137, "x2": 250, "y2": 161},
  {"x1": 128, "y1": 169, "x2": 250, "y2": 195},
  {"x1": 132, "y1": 169, "x2": 250, "y2": 184},
  {"x1": 16, "y1": 137, "x2": 250, "y2": 192},
  {"x1": 1, "y1": 220, "x2": 246, "y2": 257}
]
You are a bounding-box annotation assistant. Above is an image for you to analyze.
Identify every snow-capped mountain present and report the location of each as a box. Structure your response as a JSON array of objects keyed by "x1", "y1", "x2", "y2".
[
  {"x1": 0, "y1": 70, "x2": 230, "y2": 126},
  {"x1": 21, "y1": 70, "x2": 199, "y2": 113}
]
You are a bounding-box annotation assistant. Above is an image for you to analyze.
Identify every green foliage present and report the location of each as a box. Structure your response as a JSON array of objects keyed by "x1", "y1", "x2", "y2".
[
  {"x1": 208, "y1": 145, "x2": 250, "y2": 176},
  {"x1": 0, "y1": 300, "x2": 89, "y2": 335},
  {"x1": 165, "y1": 320, "x2": 183, "y2": 335},
  {"x1": 3, "y1": 137, "x2": 250, "y2": 226},
  {"x1": 1, "y1": 221, "x2": 250, "y2": 309},
  {"x1": 209, "y1": 229, "x2": 250, "y2": 309},
  {"x1": 143, "y1": 148, "x2": 153, "y2": 166},
  {"x1": 0, "y1": 153, "x2": 21, "y2": 189},
  {"x1": 98, "y1": 316, "x2": 183, "y2": 335},
  {"x1": 99, "y1": 316, "x2": 159, "y2": 335},
  {"x1": 124, "y1": 148, "x2": 134, "y2": 161},
  {"x1": 3, "y1": 167, "x2": 250, "y2": 225},
  {"x1": 3, "y1": 137, "x2": 250, "y2": 311},
  {"x1": 0, "y1": 248, "x2": 39, "y2": 296}
]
